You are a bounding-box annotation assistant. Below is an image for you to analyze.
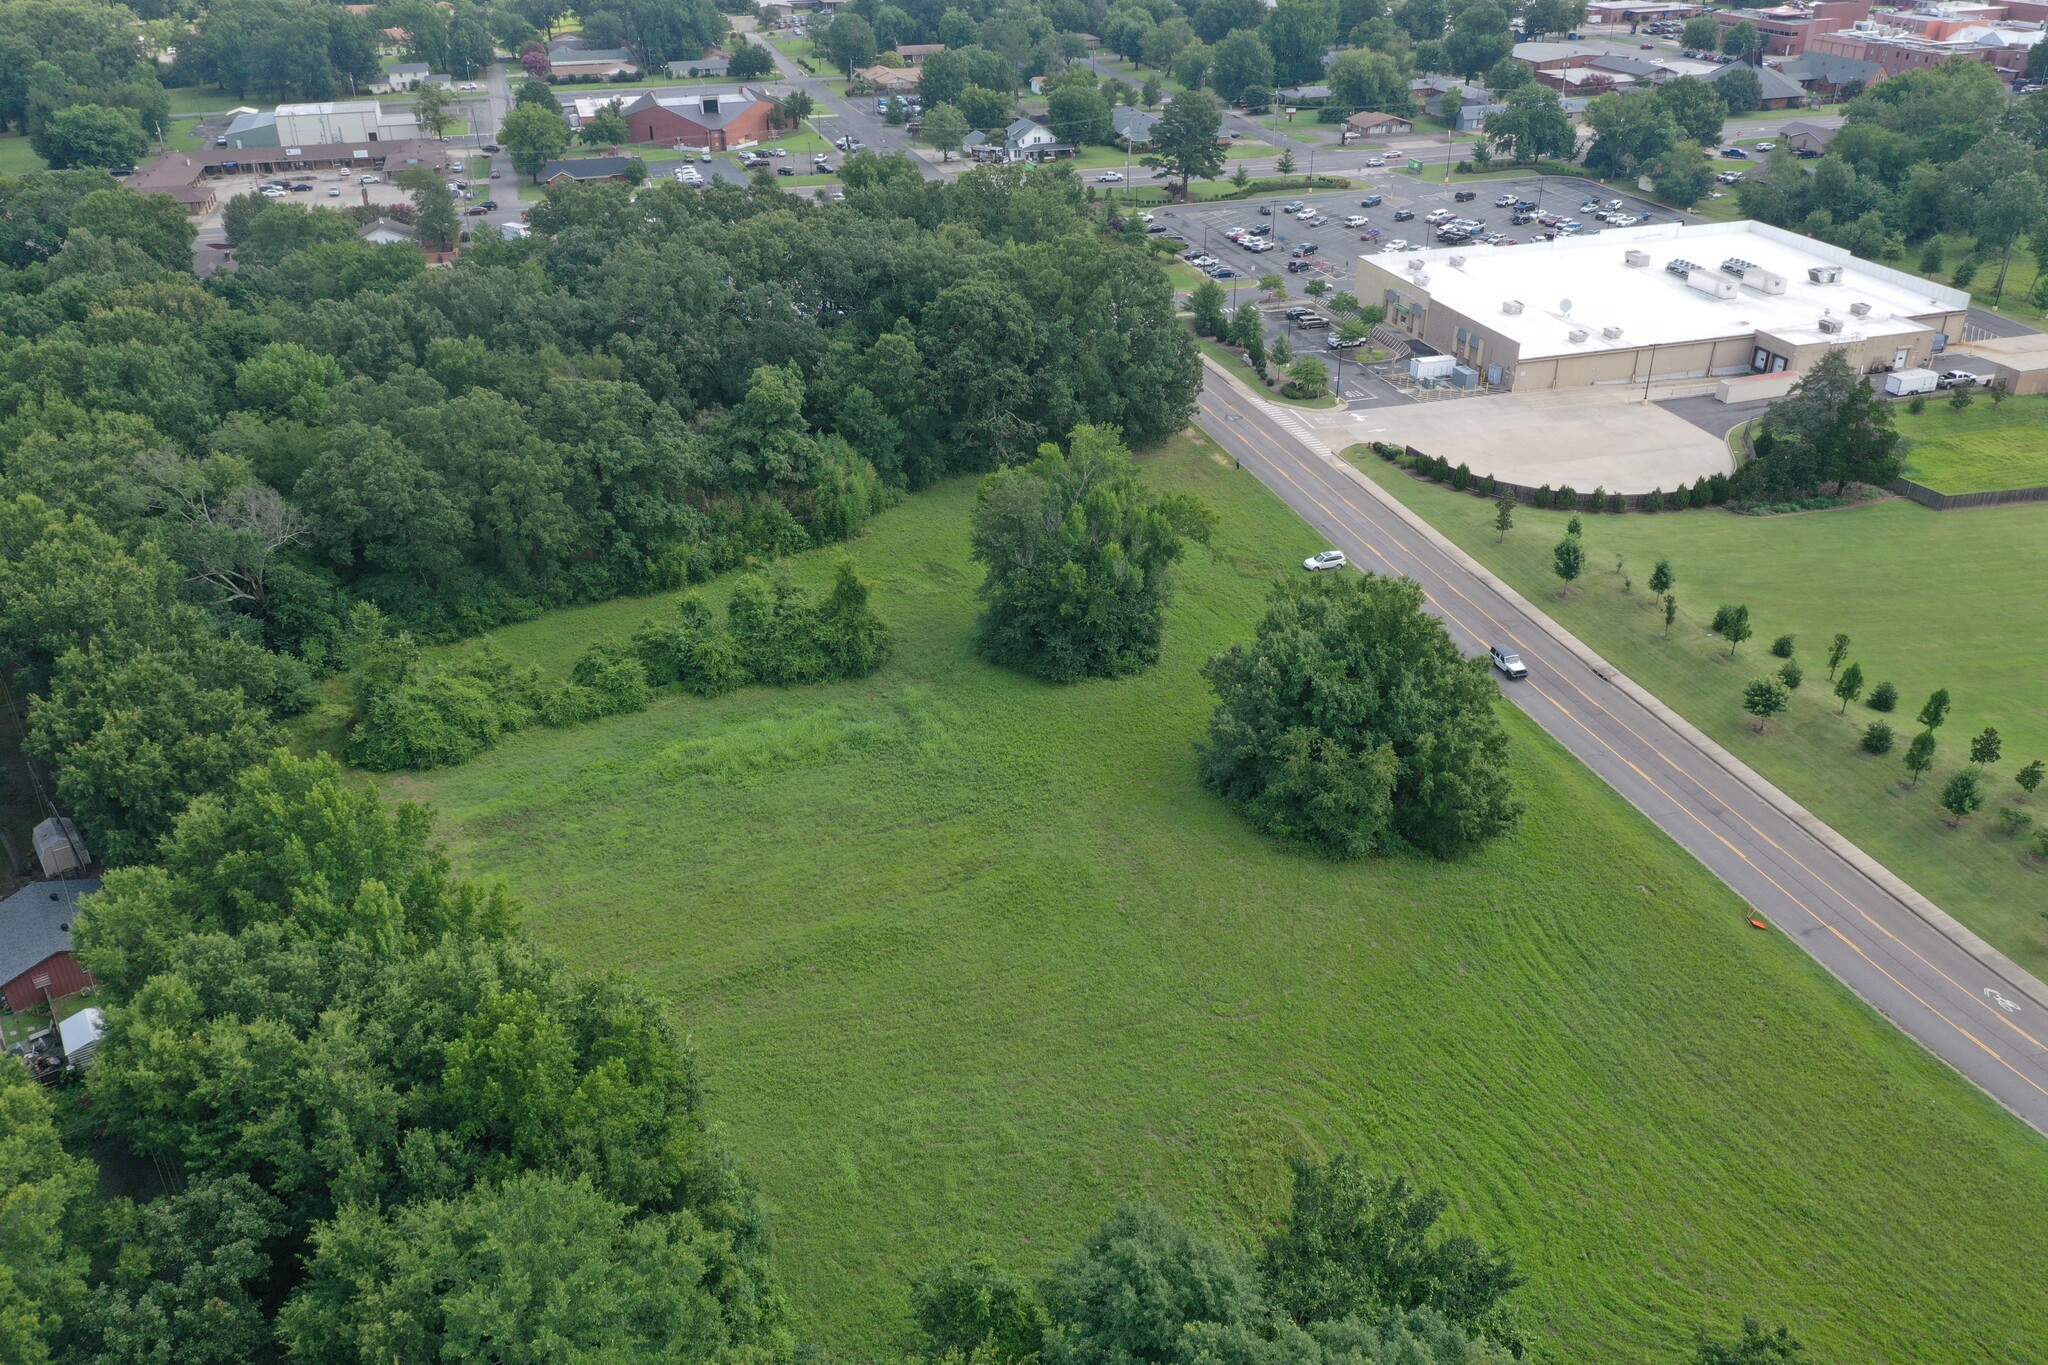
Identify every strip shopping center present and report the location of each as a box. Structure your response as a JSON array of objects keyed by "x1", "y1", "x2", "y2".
[{"x1": 1360, "y1": 220, "x2": 1971, "y2": 393}]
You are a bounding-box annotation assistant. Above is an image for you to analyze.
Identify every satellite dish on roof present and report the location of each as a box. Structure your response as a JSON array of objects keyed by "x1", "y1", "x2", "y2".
[{"x1": 1560, "y1": 298, "x2": 1572, "y2": 314}]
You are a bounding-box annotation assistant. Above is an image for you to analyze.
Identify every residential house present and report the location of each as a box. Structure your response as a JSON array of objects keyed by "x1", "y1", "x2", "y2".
[
  {"x1": 378, "y1": 62, "x2": 431, "y2": 92},
  {"x1": 1705, "y1": 59, "x2": 1808, "y2": 107},
  {"x1": 1511, "y1": 40, "x2": 1605, "y2": 73},
  {"x1": 854, "y1": 65, "x2": 921, "y2": 93},
  {"x1": 537, "y1": 155, "x2": 645, "y2": 182},
  {"x1": 1343, "y1": 111, "x2": 1415, "y2": 141},
  {"x1": 358, "y1": 216, "x2": 418, "y2": 244},
  {"x1": 1410, "y1": 76, "x2": 1503, "y2": 130},
  {"x1": 0, "y1": 880, "x2": 101, "y2": 1012},
  {"x1": 668, "y1": 56, "x2": 732, "y2": 78},
  {"x1": 965, "y1": 116, "x2": 1069, "y2": 162},
  {"x1": 895, "y1": 43, "x2": 946, "y2": 64},
  {"x1": 1277, "y1": 83, "x2": 1333, "y2": 105},
  {"x1": 1778, "y1": 118, "x2": 1841, "y2": 155},
  {"x1": 1111, "y1": 105, "x2": 1159, "y2": 145},
  {"x1": 1772, "y1": 50, "x2": 1886, "y2": 95},
  {"x1": 620, "y1": 86, "x2": 779, "y2": 148}
]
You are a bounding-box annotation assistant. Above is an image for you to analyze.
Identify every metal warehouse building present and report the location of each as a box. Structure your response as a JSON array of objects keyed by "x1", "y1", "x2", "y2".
[{"x1": 1358, "y1": 221, "x2": 1970, "y2": 393}]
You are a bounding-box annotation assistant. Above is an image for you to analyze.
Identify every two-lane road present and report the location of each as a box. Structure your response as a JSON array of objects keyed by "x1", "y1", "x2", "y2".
[{"x1": 1193, "y1": 369, "x2": 2048, "y2": 1136}]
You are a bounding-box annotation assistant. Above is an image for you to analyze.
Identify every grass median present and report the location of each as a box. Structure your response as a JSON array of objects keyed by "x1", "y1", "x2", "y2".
[{"x1": 384, "y1": 433, "x2": 2048, "y2": 1362}]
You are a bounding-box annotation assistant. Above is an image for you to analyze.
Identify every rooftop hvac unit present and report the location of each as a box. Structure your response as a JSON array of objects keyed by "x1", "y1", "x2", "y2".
[
  {"x1": 1849, "y1": 301, "x2": 1872, "y2": 316},
  {"x1": 1502, "y1": 299, "x2": 1525, "y2": 314},
  {"x1": 1720, "y1": 257, "x2": 1757, "y2": 277},
  {"x1": 1625, "y1": 249, "x2": 1650, "y2": 267},
  {"x1": 1447, "y1": 254, "x2": 1467, "y2": 267},
  {"x1": 1666, "y1": 258, "x2": 1698, "y2": 277},
  {"x1": 1740, "y1": 268, "x2": 1788, "y2": 296},
  {"x1": 1685, "y1": 268, "x2": 1739, "y2": 300},
  {"x1": 1413, "y1": 273, "x2": 1429, "y2": 285},
  {"x1": 1602, "y1": 325, "x2": 1624, "y2": 339},
  {"x1": 1407, "y1": 258, "x2": 1427, "y2": 271},
  {"x1": 1817, "y1": 316, "x2": 1844, "y2": 334},
  {"x1": 1809, "y1": 265, "x2": 1843, "y2": 284},
  {"x1": 1568, "y1": 328, "x2": 1590, "y2": 344}
]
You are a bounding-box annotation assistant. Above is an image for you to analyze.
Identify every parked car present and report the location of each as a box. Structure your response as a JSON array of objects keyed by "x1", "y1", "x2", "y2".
[
  {"x1": 1304, "y1": 549, "x2": 1347, "y2": 571},
  {"x1": 464, "y1": 205, "x2": 488, "y2": 216},
  {"x1": 1296, "y1": 315, "x2": 1329, "y2": 329},
  {"x1": 1721, "y1": 146, "x2": 1748, "y2": 158},
  {"x1": 1209, "y1": 264, "x2": 1237, "y2": 278},
  {"x1": 1392, "y1": 208, "x2": 1414, "y2": 221},
  {"x1": 1248, "y1": 223, "x2": 1271, "y2": 235},
  {"x1": 1938, "y1": 370, "x2": 1984, "y2": 389},
  {"x1": 359, "y1": 174, "x2": 381, "y2": 184},
  {"x1": 1282, "y1": 200, "x2": 1305, "y2": 212},
  {"x1": 1360, "y1": 194, "x2": 1383, "y2": 207},
  {"x1": 1489, "y1": 644, "x2": 1528, "y2": 679},
  {"x1": 1453, "y1": 190, "x2": 1477, "y2": 202},
  {"x1": 1258, "y1": 205, "x2": 1273, "y2": 214},
  {"x1": 1344, "y1": 214, "x2": 1368, "y2": 227},
  {"x1": 1494, "y1": 193, "x2": 1518, "y2": 207},
  {"x1": 327, "y1": 186, "x2": 341, "y2": 196},
  {"x1": 483, "y1": 143, "x2": 501, "y2": 153},
  {"x1": 1292, "y1": 242, "x2": 1317, "y2": 256},
  {"x1": 1383, "y1": 238, "x2": 1407, "y2": 250},
  {"x1": 1755, "y1": 141, "x2": 1776, "y2": 151},
  {"x1": 1284, "y1": 306, "x2": 1316, "y2": 319}
]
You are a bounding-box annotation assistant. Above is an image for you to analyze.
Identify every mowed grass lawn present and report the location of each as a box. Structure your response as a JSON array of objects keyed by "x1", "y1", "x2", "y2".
[
  {"x1": 388, "y1": 435, "x2": 2048, "y2": 1362},
  {"x1": 1351, "y1": 459, "x2": 2048, "y2": 973},
  {"x1": 1896, "y1": 393, "x2": 2048, "y2": 493}
]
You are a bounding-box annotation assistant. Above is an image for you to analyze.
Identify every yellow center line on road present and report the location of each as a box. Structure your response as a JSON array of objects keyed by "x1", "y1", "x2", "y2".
[{"x1": 1198, "y1": 383, "x2": 2048, "y2": 1087}]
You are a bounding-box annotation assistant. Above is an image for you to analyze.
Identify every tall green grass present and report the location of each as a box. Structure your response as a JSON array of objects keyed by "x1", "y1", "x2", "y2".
[{"x1": 392, "y1": 436, "x2": 2048, "y2": 1363}]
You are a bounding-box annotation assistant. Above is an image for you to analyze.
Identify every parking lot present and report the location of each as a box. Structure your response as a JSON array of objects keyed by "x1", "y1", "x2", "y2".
[{"x1": 1149, "y1": 174, "x2": 1691, "y2": 305}]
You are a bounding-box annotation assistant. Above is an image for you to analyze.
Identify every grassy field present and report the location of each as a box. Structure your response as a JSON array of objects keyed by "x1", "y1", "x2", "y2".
[
  {"x1": 0, "y1": 135, "x2": 46, "y2": 175},
  {"x1": 387, "y1": 435, "x2": 2048, "y2": 1363},
  {"x1": 1895, "y1": 393, "x2": 2048, "y2": 492},
  {"x1": 164, "y1": 85, "x2": 236, "y2": 115},
  {"x1": 1349, "y1": 458, "x2": 2048, "y2": 973}
]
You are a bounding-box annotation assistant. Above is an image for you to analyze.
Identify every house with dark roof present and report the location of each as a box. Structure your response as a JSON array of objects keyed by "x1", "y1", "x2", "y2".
[
  {"x1": 0, "y1": 880, "x2": 101, "y2": 1011},
  {"x1": 536, "y1": 155, "x2": 644, "y2": 182},
  {"x1": 1779, "y1": 118, "x2": 1842, "y2": 155},
  {"x1": 668, "y1": 56, "x2": 732, "y2": 78},
  {"x1": 1110, "y1": 105, "x2": 1159, "y2": 145},
  {"x1": 895, "y1": 43, "x2": 946, "y2": 64},
  {"x1": 1277, "y1": 83, "x2": 1333, "y2": 104},
  {"x1": 1705, "y1": 59, "x2": 1808, "y2": 108},
  {"x1": 1773, "y1": 50, "x2": 1886, "y2": 95}
]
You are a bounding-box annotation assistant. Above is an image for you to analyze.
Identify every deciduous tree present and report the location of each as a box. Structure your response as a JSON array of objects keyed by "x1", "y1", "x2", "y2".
[
  {"x1": 1917, "y1": 687, "x2": 1951, "y2": 732},
  {"x1": 1144, "y1": 91, "x2": 1227, "y2": 196},
  {"x1": 1832, "y1": 661, "x2": 1863, "y2": 713},
  {"x1": 1904, "y1": 730, "x2": 1937, "y2": 785},
  {"x1": 1198, "y1": 573, "x2": 1523, "y2": 858},
  {"x1": 1939, "y1": 767, "x2": 1985, "y2": 826},
  {"x1": 1551, "y1": 535, "x2": 1584, "y2": 591},
  {"x1": 1743, "y1": 677, "x2": 1788, "y2": 731},
  {"x1": 1970, "y1": 725, "x2": 2002, "y2": 767}
]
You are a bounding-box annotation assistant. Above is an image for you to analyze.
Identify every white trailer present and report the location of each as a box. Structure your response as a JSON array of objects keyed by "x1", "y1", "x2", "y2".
[{"x1": 1884, "y1": 368, "x2": 1938, "y2": 397}]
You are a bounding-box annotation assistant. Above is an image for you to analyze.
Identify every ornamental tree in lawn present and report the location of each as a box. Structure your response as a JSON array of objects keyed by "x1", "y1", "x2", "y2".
[
  {"x1": 1493, "y1": 494, "x2": 1514, "y2": 543},
  {"x1": 1143, "y1": 91, "x2": 1226, "y2": 198},
  {"x1": 1970, "y1": 726, "x2": 2002, "y2": 768},
  {"x1": 1826, "y1": 632, "x2": 1851, "y2": 678},
  {"x1": 2017, "y1": 758, "x2": 2045, "y2": 797},
  {"x1": 1940, "y1": 767, "x2": 1985, "y2": 827},
  {"x1": 1743, "y1": 677, "x2": 1788, "y2": 732},
  {"x1": 969, "y1": 425, "x2": 1212, "y2": 683},
  {"x1": 1904, "y1": 731, "x2": 1937, "y2": 786},
  {"x1": 1648, "y1": 559, "x2": 1674, "y2": 595},
  {"x1": 1551, "y1": 536, "x2": 1584, "y2": 593},
  {"x1": 1917, "y1": 687, "x2": 1951, "y2": 733},
  {"x1": 1198, "y1": 572, "x2": 1523, "y2": 859},
  {"x1": 1833, "y1": 661, "x2": 1863, "y2": 713}
]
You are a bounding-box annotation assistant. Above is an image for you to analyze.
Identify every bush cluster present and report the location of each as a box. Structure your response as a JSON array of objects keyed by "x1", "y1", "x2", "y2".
[{"x1": 349, "y1": 562, "x2": 890, "y2": 770}]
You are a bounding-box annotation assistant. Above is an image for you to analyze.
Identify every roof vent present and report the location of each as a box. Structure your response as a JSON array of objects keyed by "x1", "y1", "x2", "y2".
[
  {"x1": 1849, "y1": 300, "x2": 1872, "y2": 317},
  {"x1": 1602, "y1": 325, "x2": 1624, "y2": 339},
  {"x1": 1625, "y1": 249, "x2": 1650, "y2": 267},
  {"x1": 1502, "y1": 299, "x2": 1524, "y2": 314},
  {"x1": 1809, "y1": 264, "x2": 1843, "y2": 284},
  {"x1": 1413, "y1": 272, "x2": 1430, "y2": 285},
  {"x1": 1406, "y1": 258, "x2": 1427, "y2": 271},
  {"x1": 1568, "y1": 328, "x2": 1590, "y2": 344},
  {"x1": 1817, "y1": 316, "x2": 1844, "y2": 334},
  {"x1": 1447, "y1": 254, "x2": 1466, "y2": 267}
]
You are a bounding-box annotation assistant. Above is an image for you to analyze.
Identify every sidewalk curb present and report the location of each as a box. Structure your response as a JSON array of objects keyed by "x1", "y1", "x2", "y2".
[{"x1": 1199, "y1": 355, "x2": 2048, "y2": 1015}]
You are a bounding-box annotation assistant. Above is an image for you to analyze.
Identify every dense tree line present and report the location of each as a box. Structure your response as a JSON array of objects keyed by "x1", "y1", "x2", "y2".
[
  {"x1": 0, "y1": 159, "x2": 1195, "y2": 858},
  {"x1": 1, "y1": 750, "x2": 790, "y2": 1364}
]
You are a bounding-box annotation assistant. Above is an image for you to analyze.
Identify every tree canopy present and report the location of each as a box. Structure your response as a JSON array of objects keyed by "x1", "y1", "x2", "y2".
[{"x1": 1199, "y1": 573, "x2": 1523, "y2": 858}]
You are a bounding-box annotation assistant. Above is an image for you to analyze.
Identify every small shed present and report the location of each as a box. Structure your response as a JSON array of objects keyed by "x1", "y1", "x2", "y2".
[
  {"x1": 58, "y1": 1008, "x2": 105, "y2": 1068},
  {"x1": 33, "y1": 817, "x2": 88, "y2": 878}
]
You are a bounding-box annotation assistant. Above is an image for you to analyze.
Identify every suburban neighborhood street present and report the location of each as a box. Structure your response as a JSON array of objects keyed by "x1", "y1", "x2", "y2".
[{"x1": 1192, "y1": 363, "x2": 2048, "y2": 1137}]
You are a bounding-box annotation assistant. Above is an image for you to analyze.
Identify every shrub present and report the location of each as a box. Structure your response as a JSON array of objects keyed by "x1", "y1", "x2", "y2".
[
  {"x1": 1711, "y1": 604, "x2": 1735, "y2": 635},
  {"x1": 1997, "y1": 808, "x2": 2035, "y2": 839},
  {"x1": 1606, "y1": 488, "x2": 1626, "y2": 513},
  {"x1": 1867, "y1": 680, "x2": 1898, "y2": 712},
  {"x1": 1451, "y1": 462, "x2": 1472, "y2": 491},
  {"x1": 348, "y1": 670, "x2": 506, "y2": 771},
  {"x1": 1769, "y1": 633, "x2": 1796, "y2": 658},
  {"x1": 1533, "y1": 484, "x2": 1552, "y2": 508},
  {"x1": 1907, "y1": 394, "x2": 1927, "y2": 415},
  {"x1": 569, "y1": 637, "x2": 652, "y2": 717},
  {"x1": 1708, "y1": 473, "x2": 1731, "y2": 504},
  {"x1": 2037, "y1": 828, "x2": 2048, "y2": 861},
  {"x1": 1862, "y1": 721, "x2": 1894, "y2": 754},
  {"x1": 1555, "y1": 484, "x2": 1578, "y2": 510},
  {"x1": 1641, "y1": 487, "x2": 1661, "y2": 514},
  {"x1": 1951, "y1": 256, "x2": 1978, "y2": 289},
  {"x1": 1665, "y1": 486, "x2": 1686, "y2": 511},
  {"x1": 1477, "y1": 473, "x2": 1496, "y2": 497},
  {"x1": 1431, "y1": 455, "x2": 1453, "y2": 482},
  {"x1": 1688, "y1": 478, "x2": 1713, "y2": 508},
  {"x1": 634, "y1": 594, "x2": 745, "y2": 697},
  {"x1": 1779, "y1": 658, "x2": 1802, "y2": 690}
]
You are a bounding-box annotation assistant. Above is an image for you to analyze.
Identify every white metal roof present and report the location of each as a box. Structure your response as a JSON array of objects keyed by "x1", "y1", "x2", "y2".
[{"x1": 1369, "y1": 220, "x2": 1967, "y2": 362}]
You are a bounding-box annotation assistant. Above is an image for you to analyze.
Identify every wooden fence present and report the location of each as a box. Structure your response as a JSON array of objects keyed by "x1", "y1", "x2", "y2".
[{"x1": 1890, "y1": 479, "x2": 2048, "y2": 510}]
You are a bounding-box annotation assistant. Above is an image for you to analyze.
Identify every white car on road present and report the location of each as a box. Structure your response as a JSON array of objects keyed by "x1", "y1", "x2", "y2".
[
  {"x1": 1304, "y1": 549, "x2": 1348, "y2": 572},
  {"x1": 1099, "y1": 171, "x2": 1124, "y2": 182}
]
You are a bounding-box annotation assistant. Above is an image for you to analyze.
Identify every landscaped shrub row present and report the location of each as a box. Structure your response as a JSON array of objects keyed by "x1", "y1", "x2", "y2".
[
  {"x1": 1367, "y1": 443, "x2": 1733, "y2": 511},
  {"x1": 348, "y1": 563, "x2": 891, "y2": 771}
]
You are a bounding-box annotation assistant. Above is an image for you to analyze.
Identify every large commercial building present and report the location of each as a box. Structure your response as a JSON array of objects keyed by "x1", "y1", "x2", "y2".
[
  {"x1": 1359, "y1": 220, "x2": 1969, "y2": 392},
  {"x1": 218, "y1": 100, "x2": 421, "y2": 149},
  {"x1": 617, "y1": 87, "x2": 779, "y2": 149}
]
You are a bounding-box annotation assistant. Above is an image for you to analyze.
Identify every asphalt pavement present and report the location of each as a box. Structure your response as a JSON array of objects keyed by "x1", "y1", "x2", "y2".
[{"x1": 1192, "y1": 360, "x2": 2048, "y2": 1137}]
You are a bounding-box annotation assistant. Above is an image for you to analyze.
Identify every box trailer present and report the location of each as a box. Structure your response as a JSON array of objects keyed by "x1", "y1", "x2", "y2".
[{"x1": 1884, "y1": 368, "x2": 1938, "y2": 397}]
